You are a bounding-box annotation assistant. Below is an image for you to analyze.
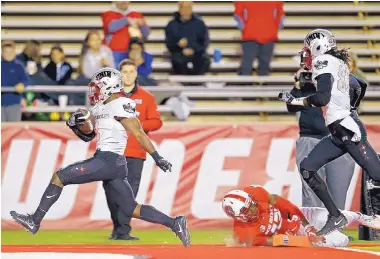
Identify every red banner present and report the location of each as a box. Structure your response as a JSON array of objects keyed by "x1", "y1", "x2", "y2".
[{"x1": 2, "y1": 123, "x2": 380, "y2": 230}]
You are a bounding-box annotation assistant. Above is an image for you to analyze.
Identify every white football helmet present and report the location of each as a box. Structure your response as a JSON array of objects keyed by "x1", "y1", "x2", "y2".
[
  {"x1": 222, "y1": 190, "x2": 257, "y2": 222},
  {"x1": 88, "y1": 67, "x2": 124, "y2": 104},
  {"x1": 301, "y1": 28, "x2": 337, "y2": 70}
]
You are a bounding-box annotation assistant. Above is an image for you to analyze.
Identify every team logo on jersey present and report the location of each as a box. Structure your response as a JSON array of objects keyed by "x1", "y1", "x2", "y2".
[
  {"x1": 259, "y1": 225, "x2": 266, "y2": 233},
  {"x1": 314, "y1": 60, "x2": 328, "y2": 70},
  {"x1": 123, "y1": 103, "x2": 136, "y2": 113}
]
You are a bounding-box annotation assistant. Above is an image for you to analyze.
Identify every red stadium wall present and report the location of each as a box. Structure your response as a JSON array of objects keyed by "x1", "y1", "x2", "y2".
[{"x1": 2, "y1": 123, "x2": 380, "y2": 230}]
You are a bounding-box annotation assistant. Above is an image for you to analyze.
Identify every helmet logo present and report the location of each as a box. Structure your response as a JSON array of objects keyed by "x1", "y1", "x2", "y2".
[
  {"x1": 305, "y1": 32, "x2": 325, "y2": 46},
  {"x1": 95, "y1": 70, "x2": 112, "y2": 81}
]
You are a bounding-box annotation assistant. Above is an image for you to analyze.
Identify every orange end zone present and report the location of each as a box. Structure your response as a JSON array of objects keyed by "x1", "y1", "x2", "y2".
[{"x1": 2, "y1": 245, "x2": 379, "y2": 259}]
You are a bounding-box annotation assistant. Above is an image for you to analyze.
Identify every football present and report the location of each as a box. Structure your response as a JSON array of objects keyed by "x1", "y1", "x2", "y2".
[{"x1": 76, "y1": 108, "x2": 95, "y2": 134}]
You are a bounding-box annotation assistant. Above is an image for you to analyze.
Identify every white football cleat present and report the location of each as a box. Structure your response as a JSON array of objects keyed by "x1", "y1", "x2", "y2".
[{"x1": 359, "y1": 214, "x2": 380, "y2": 230}]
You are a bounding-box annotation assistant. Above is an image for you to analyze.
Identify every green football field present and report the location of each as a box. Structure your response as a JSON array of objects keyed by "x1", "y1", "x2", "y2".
[{"x1": 2, "y1": 229, "x2": 380, "y2": 251}]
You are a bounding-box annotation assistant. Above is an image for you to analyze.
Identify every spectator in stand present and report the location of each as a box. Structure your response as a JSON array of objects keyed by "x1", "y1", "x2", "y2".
[
  {"x1": 16, "y1": 39, "x2": 43, "y2": 74},
  {"x1": 126, "y1": 37, "x2": 157, "y2": 86},
  {"x1": 165, "y1": 1, "x2": 210, "y2": 75},
  {"x1": 1, "y1": 40, "x2": 29, "y2": 122},
  {"x1": 102, "y1": 1, "x2": 150, "y2": 66},
  {"x1": 234, "y1": 1, "x2": 284, "y2": 76},
  {"x1": 44, "y1": 45, "x2": 73, "y2": 85},
  {"x1": 78, "y1": 30, "x2": 115, "y2": 79}
]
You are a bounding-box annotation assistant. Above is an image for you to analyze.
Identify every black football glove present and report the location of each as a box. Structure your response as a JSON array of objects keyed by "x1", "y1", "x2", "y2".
[
  {"x1": 151, "y1": 151, "x2": 172, "y2": 172},
  {"x1": 66, "y1": 110, "x2": 87, "y2": 127},
  {"x1": 278, "y1": 91, "x2": 295, "y2": 104}
]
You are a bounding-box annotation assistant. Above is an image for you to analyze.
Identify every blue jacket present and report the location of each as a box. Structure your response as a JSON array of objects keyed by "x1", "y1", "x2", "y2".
[
  {"x1": 165, "y1": 12, "x2": 209, "y2": 55},
  {"x1": 1, "y1": 58, "x2": 29, "y2": 106},
  {"x1": 126, "y1": 52, "x2": 153, "y2": 77}
]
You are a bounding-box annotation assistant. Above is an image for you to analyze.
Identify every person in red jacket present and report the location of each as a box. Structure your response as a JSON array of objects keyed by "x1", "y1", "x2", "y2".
[
  {"x1": 234, "y1": 1, "x2": 285, "y2": 76},
  {"x1": 101, "y1": 1, "x2": 150, "y2": 68},
  {"x1": 105, "y1": 59, "x2": 163, "y2": 241}
]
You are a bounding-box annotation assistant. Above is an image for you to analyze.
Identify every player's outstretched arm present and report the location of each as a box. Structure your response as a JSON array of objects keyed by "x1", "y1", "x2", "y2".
[
  {"x1": 119, "y1": 117, "x2": 172, "y2": 172},
  {"x1": 66, "y1": 111, "x2": 96, "y2": 142}
]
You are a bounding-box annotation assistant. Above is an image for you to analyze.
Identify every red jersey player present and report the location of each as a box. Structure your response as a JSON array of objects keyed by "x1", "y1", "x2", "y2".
[{"x1": 222, "y1": 185, "x2": 380, "y2": 248}]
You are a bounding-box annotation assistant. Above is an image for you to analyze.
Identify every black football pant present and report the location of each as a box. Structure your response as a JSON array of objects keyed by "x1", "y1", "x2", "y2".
[
  {"x1": 300, "y1": 114, "x2": 380, "y2": 215},
  {"x1": 57, "y1": 150, "x2": 138, "y2": 218},
  {"x1": 104, "y1": 157, "x2": 145, "y2": 235}
]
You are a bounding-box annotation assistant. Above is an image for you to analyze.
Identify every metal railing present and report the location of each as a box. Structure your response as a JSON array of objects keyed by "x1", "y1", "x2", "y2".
[{"x1": 3, "y1": 84, "x2": 380, "y2": 114}]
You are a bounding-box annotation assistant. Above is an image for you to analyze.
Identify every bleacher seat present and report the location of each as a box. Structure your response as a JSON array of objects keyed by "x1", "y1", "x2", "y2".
[
  {"x1": 1, "y1": 1, "x2": 379, "y2": 119},
  {"x1": 1, "y1": 1, "x2": 379, "y2": 79}
]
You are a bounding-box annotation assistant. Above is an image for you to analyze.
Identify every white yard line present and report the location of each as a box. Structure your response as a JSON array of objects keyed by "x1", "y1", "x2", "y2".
[{"x1": 336, "y1": 247, "x2": 380, "y2": 256}]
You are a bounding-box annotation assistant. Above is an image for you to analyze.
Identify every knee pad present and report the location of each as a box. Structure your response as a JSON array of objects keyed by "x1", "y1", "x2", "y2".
[
  {"x1": 300, "y1": 168, "x2": 328, "y2": 193},
  {"x1": 300, "y1": 168, "x2": 315, "y2": 182}
]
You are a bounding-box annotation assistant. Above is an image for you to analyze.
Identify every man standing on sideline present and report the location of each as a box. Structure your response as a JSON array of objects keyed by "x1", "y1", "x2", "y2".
[
  {"x1": 105, "y1": 59, "x2": 163, "y2": 240},
  {"x1": 1, "y1": 40, "x2": 29, "y2": 122},
  {"x1": 287, "y1": 68, "x2": 355, "y2": 210}
]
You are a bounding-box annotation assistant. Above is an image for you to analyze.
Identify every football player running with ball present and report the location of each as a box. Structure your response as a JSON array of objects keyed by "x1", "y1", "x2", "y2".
[
  {"x1": 278, "y1": 29, "x2": 380, "y2": 235},
  {"x1": 10, "y1": 67, "x2": 190, "y2": 247},
  {"x1": 222, "y1": 185, "x2": 380, "y2": 248}
]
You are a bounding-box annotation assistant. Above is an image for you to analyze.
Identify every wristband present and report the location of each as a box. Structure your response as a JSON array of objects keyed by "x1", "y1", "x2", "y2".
[
  {"x1": 273, "y1": 235, "x2": 311, "y2": 247},
  {"x1": 290, "y1": 97, "x2": 306, "y2": 106},
  {"x1": 150, "y1": 151, "x2": 161, "y2": 162}
]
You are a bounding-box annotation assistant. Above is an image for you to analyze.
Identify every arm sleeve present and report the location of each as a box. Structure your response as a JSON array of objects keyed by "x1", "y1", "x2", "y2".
[
  {"x1": 140, "y1": 24, "x2": 150, "y2": 38},
  {"x1": 114, "y1": 98, "x2": 138, "y2": 120},
  {"x1": 233, "y1": 2, "x2": 245, "y2": 30},
  {"x1": 102, "y1": 12, "x2": 129, "y2": 33},
  {"x1": 165, "y1": 21, "x2": 181, "y2": 53},
  {"x1": 191, "y1": 21, "x2": 210, "y2": 54},
  {"x1": 140, "y1": 94, "x2": 163, "y2": 132},
  {"x1": 286, "y1": 87, "x2": 304, "y2": 113},
  {"x1": 20, "y1": 64, "x2": 30, "y2": 86},
  {"x1": 275, "y1": 2, "x2": 285, "y2": 29},
  {"x1": 306, "y1": 73, "x2": 333, "y2": 107},
  {"x1": 274, "y1": 195, "x2": 306, "y2": 220},
  {"x1": 68, "y1": 126, "x2": 96, "y2": 142},
  {"x1": 349, "y1": 73, "x2": 367, "y2": 109},
  {"x1": 58, "y1": 64, "x2": 73, "y2": 85},
  {"x1": 138, "y1": 53, "x2": 153, "y2": 77}
]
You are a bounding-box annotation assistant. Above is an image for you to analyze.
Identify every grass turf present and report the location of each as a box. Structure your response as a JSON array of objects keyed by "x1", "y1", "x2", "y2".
[{"x1": 2, "y1": 229, "x2": 379, "y2": 251}]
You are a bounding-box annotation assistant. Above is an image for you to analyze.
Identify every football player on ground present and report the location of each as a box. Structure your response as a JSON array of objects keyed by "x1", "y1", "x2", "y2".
[
  {"x1": 278, "y1": 28, "x2": 380, "y2": 235},
  {"x1": 10, "y1": 67, "x2": 191, "y2": 247},
  {"x1": 222, "y1": 185, "x2": 380, "y2": 248}
]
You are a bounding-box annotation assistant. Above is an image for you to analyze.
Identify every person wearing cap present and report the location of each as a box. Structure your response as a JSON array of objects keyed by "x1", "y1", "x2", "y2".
[
  {"x1": 1, "y1": 40, "x2": 29, "y2": 122},
  {"x1": 105, "y1": 58, "x2": 163, "y2": 240}
]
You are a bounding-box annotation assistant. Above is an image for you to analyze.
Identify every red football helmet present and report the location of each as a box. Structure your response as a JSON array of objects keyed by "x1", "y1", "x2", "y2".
[{"x1": 222, "y1": 190, "x2": 259, "y2": 222}]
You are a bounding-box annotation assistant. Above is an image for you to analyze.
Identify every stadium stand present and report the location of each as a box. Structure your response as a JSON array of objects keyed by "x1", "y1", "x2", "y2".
[{"x1": 1, "y1": 1, "x2": 380, "y2": 121}]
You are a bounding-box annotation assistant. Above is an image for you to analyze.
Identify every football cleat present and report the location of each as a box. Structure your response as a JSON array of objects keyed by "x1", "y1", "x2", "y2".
[
  {"x1": 10, "y1": 211, "x2": 40, "y2": 235},
  {"x1": 358, "y1": 213, "x2": 380, "y2": 230},
  {"x1": 172, "y1": 215, "x2": 191, "y2": 247},
  {"x1": 317, "y1": 214, "x2": 348, "y2": 236}
]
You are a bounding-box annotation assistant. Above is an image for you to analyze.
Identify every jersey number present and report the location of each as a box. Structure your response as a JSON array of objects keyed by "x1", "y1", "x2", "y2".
[{"x1": 337, "y1": 65, "x2": 349, "y2": 93}]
